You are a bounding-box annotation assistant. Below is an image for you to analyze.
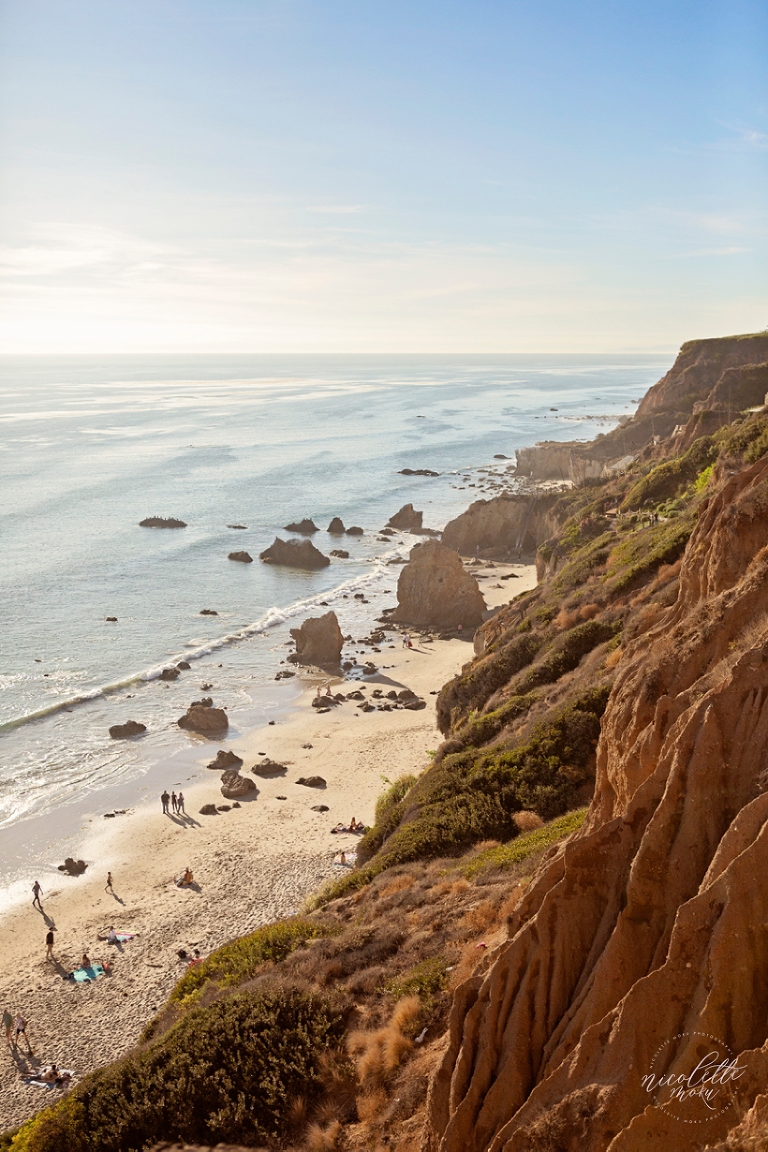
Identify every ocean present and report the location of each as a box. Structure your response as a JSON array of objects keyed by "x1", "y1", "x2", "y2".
[{"x1": 0, "y1": 353, "x2": 669, "y2": 889}]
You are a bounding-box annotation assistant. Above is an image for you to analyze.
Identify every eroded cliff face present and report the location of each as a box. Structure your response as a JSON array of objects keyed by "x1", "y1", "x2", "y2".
[
  {"x1": 426, "y1": 456, "x2": 768, "y2": 1152},
  {"x1": 515, "y1": 333, "x2": 768, "y2": 484},
  {"x1": 441, "y1": 494, "x2": 562, "y2": 559}
]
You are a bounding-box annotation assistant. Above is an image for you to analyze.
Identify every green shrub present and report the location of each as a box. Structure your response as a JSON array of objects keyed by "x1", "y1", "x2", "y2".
[
  {"x1": 516, "y1": 619, "x2": 620, "y2": 692},
  {"x1": 436, "y1": 633, "x2": 541, "y2": 733},
  {"x1": 358, "y1": 775, "x2": 417, "y2": 863},
  {"x1": 9, "y1": 986, "x2": 346, "y2": 1152},
  {"x1": 551, "y1": 533, "x2": 614, "y2": 594},
  {"x1": 463, "y1": 809, "x2": 587, "y2": 877},
  {"x1": 171, "y1": 917, "x2": 332, "y2": 1004},
  {"x1": 620, "y1": 436, "x2": 715, "y2": 511},
  {"x1": 383, "y1": 956, "x2": 449, "y2": 1001},
  {"x1": 355, "y1": 686, "x2": 610, "y2": 872},
  {"x1": 608, "y1": 515, "x2": 695, "y2": 592}
]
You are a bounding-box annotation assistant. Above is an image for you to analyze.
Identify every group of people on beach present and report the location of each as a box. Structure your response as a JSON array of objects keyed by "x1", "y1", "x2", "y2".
[{"x1": 161, "y1": 790, "x2": 185, "y2": 815}]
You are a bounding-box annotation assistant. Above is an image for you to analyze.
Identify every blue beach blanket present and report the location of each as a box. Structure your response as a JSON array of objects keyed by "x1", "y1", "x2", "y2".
[{"x1": 64, "y1": 964, "x2": 106, "y2": 983}]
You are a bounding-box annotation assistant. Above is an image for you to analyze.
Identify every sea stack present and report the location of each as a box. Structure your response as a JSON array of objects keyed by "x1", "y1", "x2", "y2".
[
  {"x1": 289, "y1": 611, "x2": 344, "y2": 668},
  {"x1": 393, "y1": 540, "x2": 485, "y2": 630},
  {"x1": 259, "y1": 537, "x2": 330, "y2": 569}
]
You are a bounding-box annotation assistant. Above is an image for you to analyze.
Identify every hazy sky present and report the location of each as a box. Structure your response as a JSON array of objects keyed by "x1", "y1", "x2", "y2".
[{"x1": 0, "y1": 0, "x2": 766, "y2": 353}]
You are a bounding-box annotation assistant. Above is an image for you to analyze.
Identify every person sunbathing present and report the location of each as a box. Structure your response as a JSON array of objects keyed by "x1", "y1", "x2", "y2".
[
  {"x1": 106, "y1": 928, "x2": 118, "y2": 945},
  {"x1": 40, "y1": 1064, "x2": 59, "y2": 1083},
  {"x1": 81, "y1": 953, "x2": 90, "y2": 968}
]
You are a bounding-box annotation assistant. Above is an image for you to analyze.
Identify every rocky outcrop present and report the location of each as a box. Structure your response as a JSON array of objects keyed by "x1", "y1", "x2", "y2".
[
  {"x1": 200, "y1": 608, "x2": 218, "y2": 616},
  {"x1": 441, "y1": 493, "x2": 561, "y2": 558},
  {"x1": 58, "y1": 857, "x2": 87, "y2": 875},
  {"x1": 426, "y1": 455, "x2": 768, "y2": 1152},
  {"x1": 398, "y1": 467, "x2": 439, "y2": 476},
  {"x1": 393, "y1": 541, "x2": 485, "y2": 630},
  {"x1": 346, "y1": 525, "x2": 364, "y2": 536},
  {"x1": 387, "y1": 503, "x2": 423, "y2": 531},
  {"x1": 259, "y1": 537, "x2": 330, "y2": 569},
  {"x1": 516, "y1": 333, "x2": 768, "y2": 483},
  {"x1": 178, "y1": 700, "x2": 228, "y2": 737},
  {"x1": 220, "y1": 771, "x2": 256, "y2": 799},
  {"x1": 228, "y1": 551, "x2": 253, "y2": 563},
  {"x1": 159, "y1": 667, "x2": 179, "y2": 681},
  {"x1": 284, "y1": 518, "x2": 319, "y2": 535},
  {"x1": 139, "y1": 517, "x2": 187, "y2": 528},
  {"x1": 327, "y1": 517, "x2": 345, "y2": 534},
  {"x1": 296, "y1": 775, "x2": 326, "y2": 788},
  {"x1": 251, "y1": 758, "x2": 287, "y2": 777},
  {"x1": 206, "y1": 749, "x2": 243, "y2": 771},
  {"x1": 330, "y1": 549, "x2": 349, "y2": 558},
  {"x1": 288, "y1": 611, "x2": 344, "y2": 669},
  {"x1": 109, "y1": 720, "x2": 146, "y2": 739}
]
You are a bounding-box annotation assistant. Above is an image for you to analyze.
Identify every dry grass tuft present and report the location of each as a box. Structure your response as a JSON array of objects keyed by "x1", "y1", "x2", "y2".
[
  {"x1": 556, "y1": 607, "x2": 579, "y2": 630},
  {"x1": 604, "y1": 646, "x2": 623, "y2": 670},
  {"x1": 304, "y1": 1119, "x2": 342, "y2": 1151},
  {"x1": 461, "y1": 898, "x2": 501, "y2": 934},
  {"x1": 513, "y1": 810, "x2": 544, "y2": 832},
  {"x1": 356, "y1": 1087, "x2": 389, "y2": 1123},
  {"x1": 390, "y1": 994, "x2": 422, "y2": 1033},
  {"x1": 577, "y1": 602, "x2": 600, "y2": 621},
  {"x1": 378, "y1": 873, "x2": 416, "y2": 899},
  {"x1": 289, "y1": 1095, "x2": 309, "y2": 1131}
]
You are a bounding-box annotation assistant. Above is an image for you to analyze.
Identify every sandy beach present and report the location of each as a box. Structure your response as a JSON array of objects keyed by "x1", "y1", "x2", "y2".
[{"x1": 0, "y1": 561, "x2": 536, "y2": 1132}]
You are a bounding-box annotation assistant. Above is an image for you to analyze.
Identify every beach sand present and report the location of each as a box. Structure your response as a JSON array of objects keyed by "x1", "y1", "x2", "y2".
[{"x1": 0, "y1": 562, "x2": 536, "y2": 1131}]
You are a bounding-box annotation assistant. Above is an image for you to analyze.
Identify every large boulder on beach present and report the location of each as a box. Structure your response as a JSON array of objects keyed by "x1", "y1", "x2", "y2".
[
  {"x1": 289, "y1": 611, "x2": 344, "y2": 669},
  {"x1": 284, "y1": 518, "x2": 318, "y2": 534},
  {"x1": 178, "y1": 701, "x2": 229, "y2": 736},
  {"x1": 387, "y1": 503, "x2": 423, "y2": 532},
  {"x1": 259, "y1": 537, "x2": 330, "y2": 570},
  {"x1": 109, "y1": 720, "x2": 146, "y2": 739},
  {"x1": 207, "y1": 749, "x2": 243, "y2": 771},
  {"x1": 220, "y1": 771, "x2": 256, "y2": 799},
  {"x1": 139, "y1": 517, "x2": 187, "y2": 528},
  {"x1": 393, "y1": 540, "x2": 485, "y2": 630}
]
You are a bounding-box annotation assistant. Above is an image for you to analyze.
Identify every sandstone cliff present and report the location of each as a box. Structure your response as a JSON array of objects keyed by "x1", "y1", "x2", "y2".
[
  {"x1": 516, "y1": 332, "x2": 768, "y2": 483},
  {"x1": 426, "y1": 456, "x2": 768, "y2": 1152},
  {"x1": 393, "y1": 540, "x2": 485, "y2": 630},
  {"x1": 441, "y1": 493, "x2": 562, "y2": 558}
]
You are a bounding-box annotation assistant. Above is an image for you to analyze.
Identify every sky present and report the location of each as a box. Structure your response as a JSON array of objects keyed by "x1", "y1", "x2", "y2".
[{"x1": 0, "y1": 0, "x2": 766, "y2": 353}]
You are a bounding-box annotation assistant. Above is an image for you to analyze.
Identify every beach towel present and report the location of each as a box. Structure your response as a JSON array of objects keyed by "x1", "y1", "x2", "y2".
[
  {"x1": 23, "y1": 1069, "x2": 74, "y2": 1089},
  {"x1": 64, "y1": 963, "x2": 107, "y2": 983},
  {"x1": 98, "y1": 932, "x2": 136, "y2": 942}
]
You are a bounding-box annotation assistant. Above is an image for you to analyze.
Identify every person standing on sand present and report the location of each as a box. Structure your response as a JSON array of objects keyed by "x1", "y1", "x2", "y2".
[
  {"x1": 15, "y1": 1014, "x2": 32, "y2": 1053},
  {"x1": 161, "y1": 790, "x2": 170, "y2": 814},
  {"x1": 177, "y1": 792, "x2": 185, "y2": 814},
  {"x1": 32, "y1": 880, "x2": 43, "y2": 909},
  {"x1": 105, "y1": 871, "x2": 113, "y2": 893},
  {"x1": 2, "y1": 1009, "x2": 13, "y2": 1046},
  {"x1": 171, "y1": 791, "x2": 178, "y2": 813},
  {"x1": 45, "y1": 929, "x2": 55, "y2": 961}
]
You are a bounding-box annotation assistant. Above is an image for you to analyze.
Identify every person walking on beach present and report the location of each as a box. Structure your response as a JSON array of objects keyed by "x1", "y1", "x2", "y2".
[
  {"x1": 177, "y1": 792, "x2": 185, "y2": 814},
  {"x1": 32, "y1": 880, "x2": 43, "y2": 910},
  {"x1": 105, "y1": 871, "x2": 113, "y2": 893},
  {"x1": 161, "y1": 790, "x2": 170, "y2": 814},
  {"x1": 45, "y1": 929, "x2": 55, "y2": 961},
  {"x1": 2, "y1": 1009, "x2": 13, "y2": 1046},
  {"x1": 171, "y1": 791, "x2": 178, "y2": 813},
  {"x1": 15, "y1": 1014, "x2": 32, "y2": 1053}
]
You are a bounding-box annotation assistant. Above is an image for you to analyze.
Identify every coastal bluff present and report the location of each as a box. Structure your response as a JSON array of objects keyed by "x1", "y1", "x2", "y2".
[{"x1": 516, "y1": 331, "x2": 768, "y2": 483}]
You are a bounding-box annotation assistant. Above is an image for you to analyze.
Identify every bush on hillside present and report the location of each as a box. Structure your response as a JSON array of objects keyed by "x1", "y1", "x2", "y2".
[{"x1": 9, "y1": 986, "x2": 346, "y2": 1152}]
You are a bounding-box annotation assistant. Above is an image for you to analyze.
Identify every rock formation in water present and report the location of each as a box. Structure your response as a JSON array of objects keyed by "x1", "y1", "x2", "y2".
[
  {"x1": 393, "y1": 540, "x2": 485, "y2": 630},
  {"x1": 109, "y1": 720, "x2": 146, "y2": 739},
  {"x1": 289, "y1": 611, "x2": 344, "y2": 668},
  {"x1": 327, "y1": 516, "x2": 346, "y2": 534},
  {"x1": 259, "y1": 537, "x2": 330, "y2": 569},
  {"x1": 177, "y1": 700, "x2": 228, "y2": 736},
  {"x1": 387, "y1": 503, "x2": 423, "y2": 531},
  {"x1": 284, "y1": 518, "x2": 319, "y2": 535},
  {"x1": 426, "y1": 454, "x2": 768, "y2": 1152},
  {"x1": 139, "y1": 517, "x2": 187, "y2": 528},
  {"x1": 227, "y1": 551, "x2": 253, "y2": 563}
]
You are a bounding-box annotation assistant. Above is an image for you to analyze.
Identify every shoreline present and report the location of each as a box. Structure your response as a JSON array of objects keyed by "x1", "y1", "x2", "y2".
[{"x1": 0, "y1": 560, "x2": 537, "y2": 1132}]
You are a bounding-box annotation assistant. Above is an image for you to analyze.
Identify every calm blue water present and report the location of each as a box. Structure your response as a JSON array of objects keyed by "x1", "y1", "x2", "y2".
[{"x1": 0, "y1": 353, "x2": 669, "y2": 834}]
